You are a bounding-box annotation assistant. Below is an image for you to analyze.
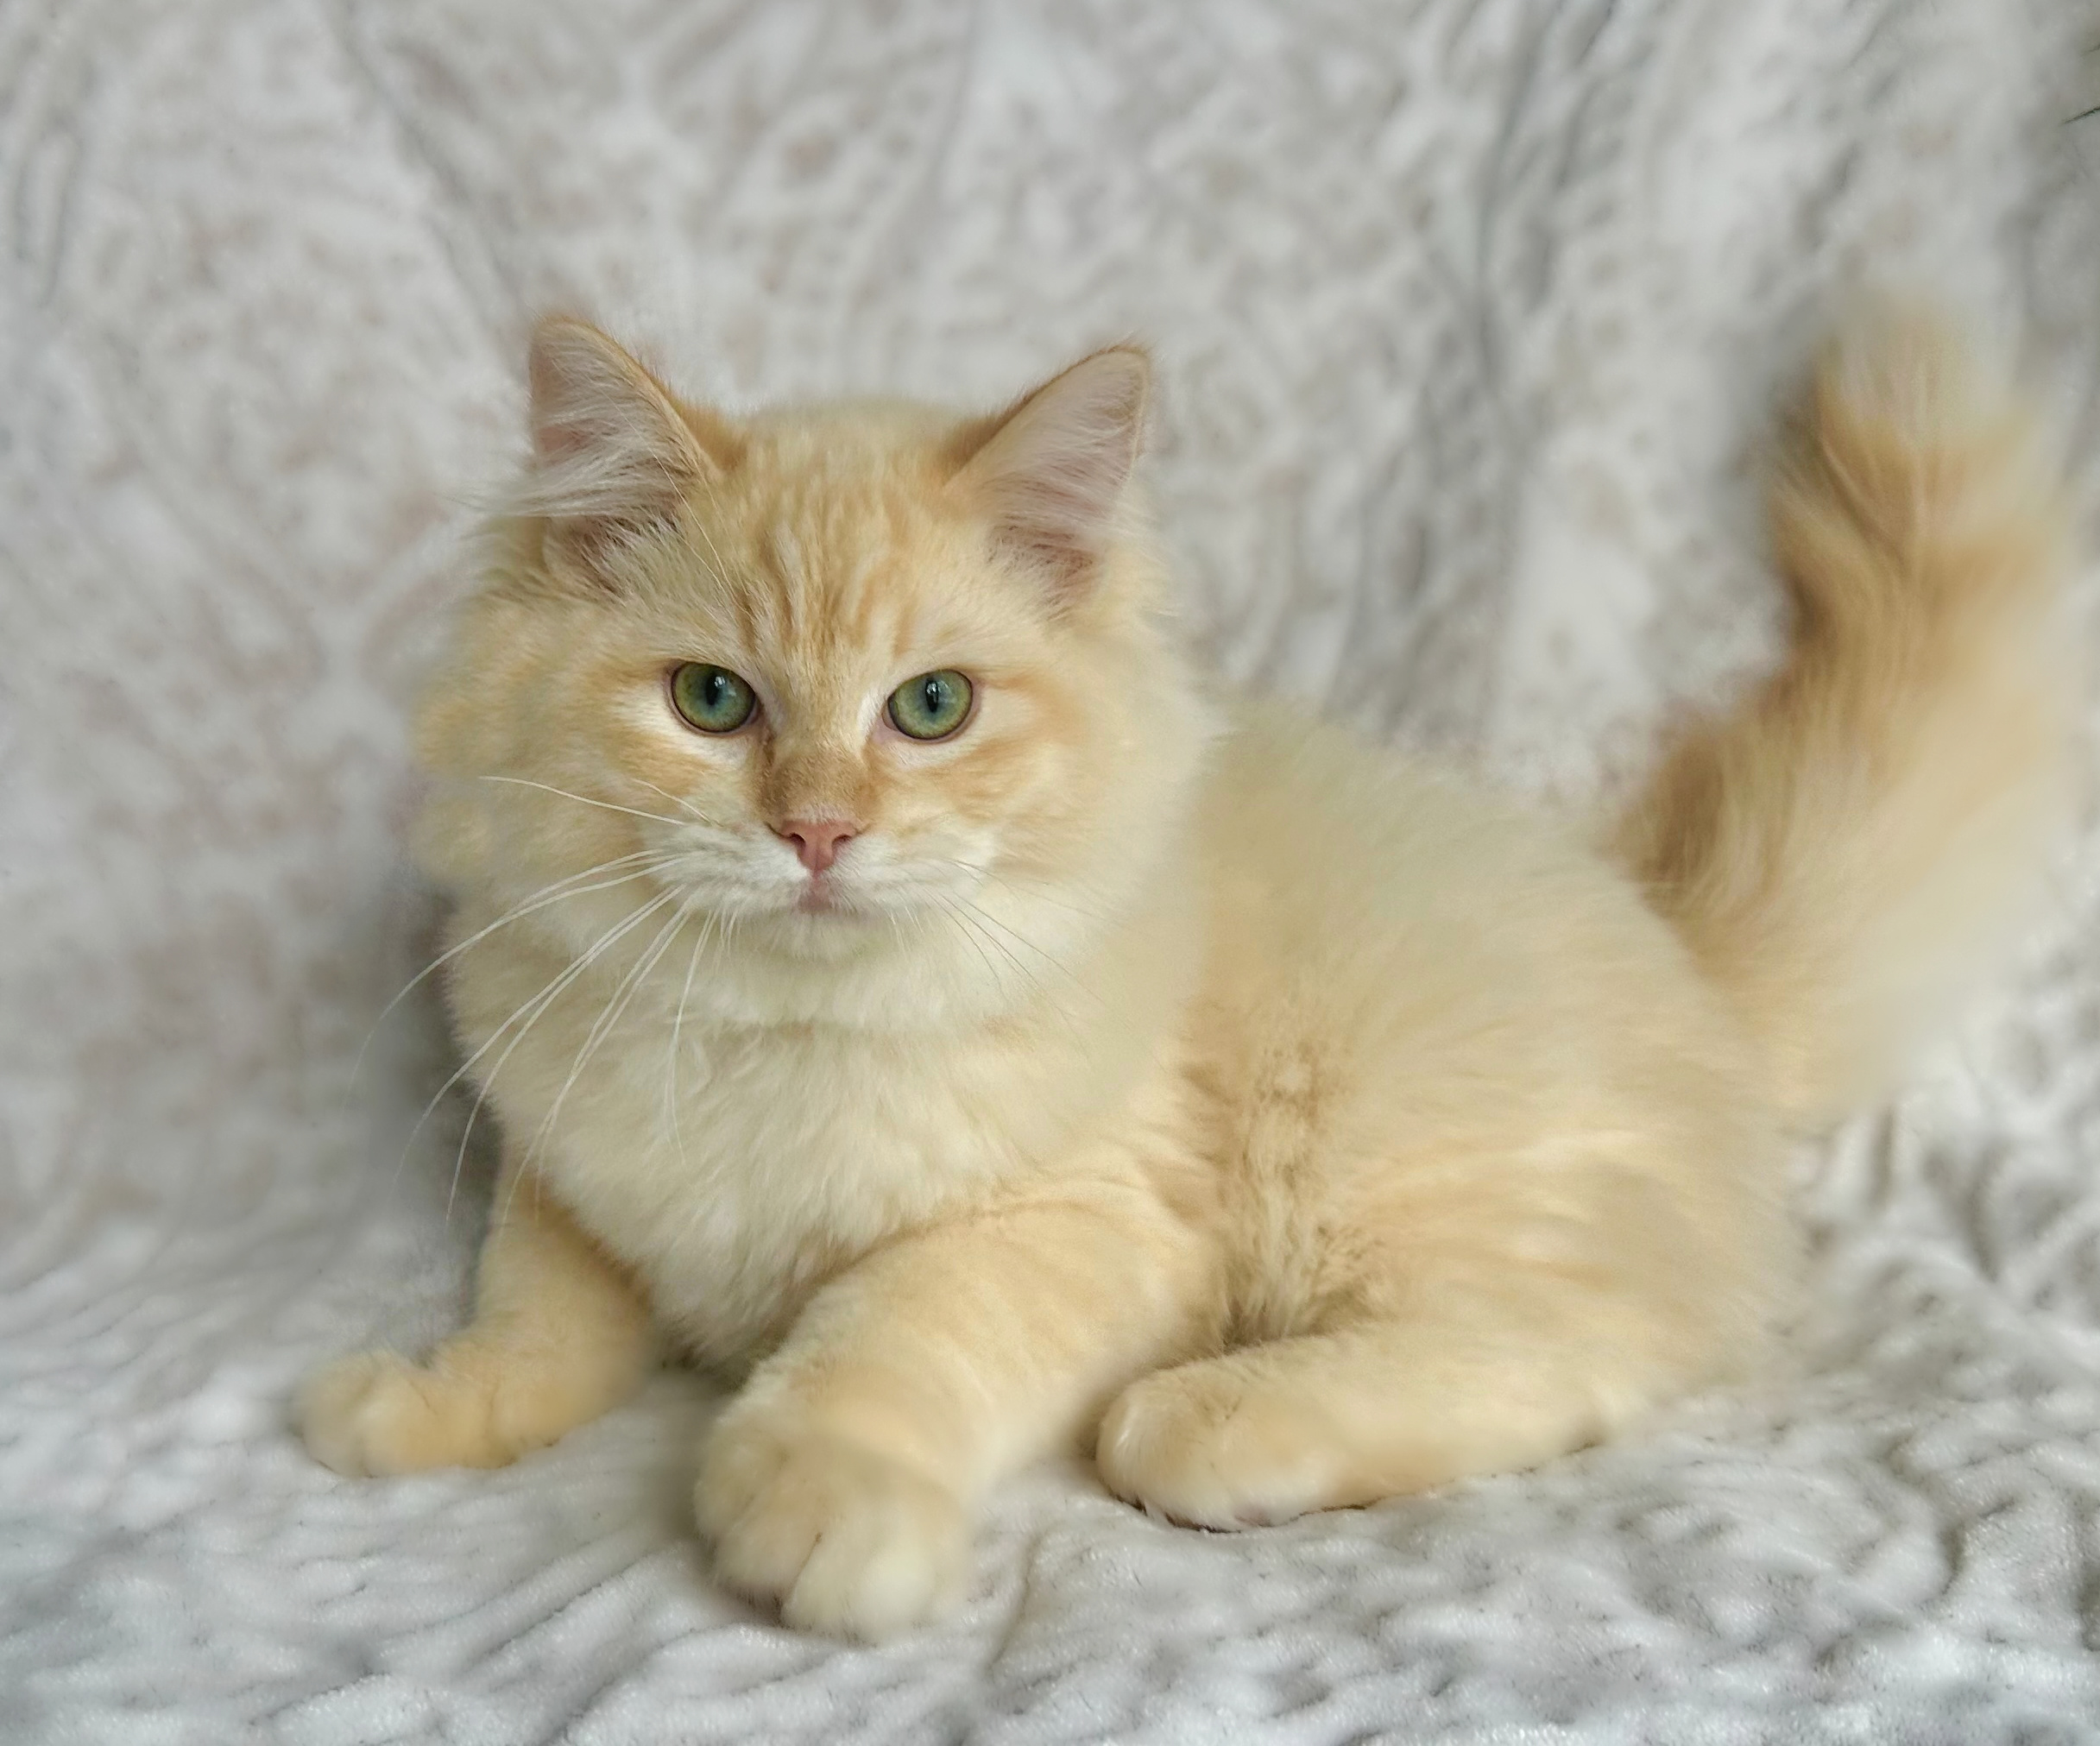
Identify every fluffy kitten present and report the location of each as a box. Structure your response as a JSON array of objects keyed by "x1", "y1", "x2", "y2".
[{"x1": 300, "y1": 310, "x2": 2075, "y2": 1639}]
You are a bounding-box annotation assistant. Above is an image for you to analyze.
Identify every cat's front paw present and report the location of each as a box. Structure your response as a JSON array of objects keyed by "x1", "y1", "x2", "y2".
[
  {"x1": 295, "y1": 1345, "x2": 590, "y2": 1476},
  {"x1": 696, "y1": 1403, "x2": 968, "y2": 1640}
]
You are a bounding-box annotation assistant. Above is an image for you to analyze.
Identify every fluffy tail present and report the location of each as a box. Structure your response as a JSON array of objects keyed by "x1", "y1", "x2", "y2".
[{"x1": 1614, "y1": 311, "x2": 2079, "y2": 1129}]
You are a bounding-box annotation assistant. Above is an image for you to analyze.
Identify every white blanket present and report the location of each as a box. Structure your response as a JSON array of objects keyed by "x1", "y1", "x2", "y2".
[{"x1": 7, "y1": 1, "x2": 2100, "y2": 1738}]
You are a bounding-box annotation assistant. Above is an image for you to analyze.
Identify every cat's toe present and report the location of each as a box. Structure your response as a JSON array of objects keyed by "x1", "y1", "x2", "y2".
[
  {"x1": 697, "y1": 1407, "x2": 968, "y2": 1640},
  {"x1": 295, "y1": 1347, "x2": 520, "y2": 1476},
  {"x1": 1095, "y1": 1365, "x2": 1338, "y2": 1531}
]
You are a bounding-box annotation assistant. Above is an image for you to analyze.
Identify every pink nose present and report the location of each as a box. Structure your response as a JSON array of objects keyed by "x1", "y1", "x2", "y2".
[{"x1": 775, "y1": 818, "x2": 858, "y2": 875}]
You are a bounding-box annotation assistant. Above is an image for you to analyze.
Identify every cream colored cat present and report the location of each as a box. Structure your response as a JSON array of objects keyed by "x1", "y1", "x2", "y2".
[{"x1": 300, "y1": 309, "x2": 2076, "y2": 1639}]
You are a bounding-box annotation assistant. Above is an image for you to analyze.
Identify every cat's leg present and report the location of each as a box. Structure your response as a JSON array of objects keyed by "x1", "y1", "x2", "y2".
[
  {"x1": 298, "y1": 1150, "x2": 657, "y2": 1476},
  {"x1": 697, "y1": 1182, "x2": 1212, "y2": 1639},
  {"x1": 1095, "y1": 1274, "x2": 1723, "y2": 1529}
]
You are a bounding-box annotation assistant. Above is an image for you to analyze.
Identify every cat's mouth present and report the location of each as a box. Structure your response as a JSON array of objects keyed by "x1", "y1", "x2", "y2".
[
  {"x1": 794, "y1": 878, "x2": 843, "y2": 916},
  {"x1": 654, "y1": 840, "x2": 987, "y2": 927}
]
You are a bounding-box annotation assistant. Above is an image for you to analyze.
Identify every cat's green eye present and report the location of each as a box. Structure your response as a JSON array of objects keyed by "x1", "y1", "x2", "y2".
[
  {"x1": 887, "y1": 670, "x2": 974, "y2": 741},
  {"x1": 669, "y1": 663, "x2": 757, "y2": 734}
]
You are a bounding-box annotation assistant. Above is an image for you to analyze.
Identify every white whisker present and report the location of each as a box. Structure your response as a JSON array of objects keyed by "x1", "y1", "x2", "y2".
[
  {"x1": 507, "y1": 896, "x2": 696, "y2": 1220},
  {"x1": 964, "y1": 901, "x2": 1073, "y2": 974},
  {"x1": 931, "y1": 892, "x2": 1078, "y2": 1028},
  {"x1": 407, "y1": 888, "x2": 678, "y2": 1224},
  {"x1": 353, "y1": 849, "x2": 669, "y2": 1089},
  {"x1": 934, "y1": 891, "x2": 1012, "y2": 995},
  {"x1": 634, "y1": 780, "x2": 699, "y2": 821},
  {"x1": 936, "y1": 891, "x2": 1099, "y2": 1018},
  {"x1": 662, "y1": 905, "x2": 717, "y2": 1175},
  {"x1": 478, "y1": 773, "x2": 695, "y2": 832},
  {"x1": 926, "y1": 856, "x2": 1107, "y2": 926}
]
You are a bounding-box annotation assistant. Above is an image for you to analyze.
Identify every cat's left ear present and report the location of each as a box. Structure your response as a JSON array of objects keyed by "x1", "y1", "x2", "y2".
[{"x1": 947, "y1": 346, "x2": 1151, "y2": 602}]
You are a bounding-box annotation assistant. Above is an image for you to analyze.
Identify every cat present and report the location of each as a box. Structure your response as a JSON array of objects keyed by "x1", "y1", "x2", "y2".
[{"x1": 300, "y1": 308, "x2": 2076, "y2": 1640}]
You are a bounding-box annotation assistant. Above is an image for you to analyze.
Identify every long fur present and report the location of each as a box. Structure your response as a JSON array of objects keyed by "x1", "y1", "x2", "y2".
[
  {"x1": 299, "y1": 311, "x2": 2076, "y2": 1641},
  {"x1": 1613, "y1": 310, "x2": 2077, "y2": 1126}
]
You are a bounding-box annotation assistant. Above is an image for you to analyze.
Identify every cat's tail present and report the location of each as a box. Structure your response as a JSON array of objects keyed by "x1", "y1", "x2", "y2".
[{"x1": 1612, "y1": 309, "x2": 2080, "y2": 1130}]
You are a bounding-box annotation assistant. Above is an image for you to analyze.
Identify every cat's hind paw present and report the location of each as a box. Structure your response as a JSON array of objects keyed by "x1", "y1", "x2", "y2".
[
  {"x1": 697, "y1": 1404, "x2": 968, "y2": 1640},
  {"x1": 1095, "y1": 1362, "x2": 1340, "y2": 1530}
]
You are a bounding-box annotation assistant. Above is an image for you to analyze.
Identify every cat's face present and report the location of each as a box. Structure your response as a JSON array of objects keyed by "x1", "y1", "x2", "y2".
[{"x1": 419, "y1": 321, "x2": 1208, "y2": 994}]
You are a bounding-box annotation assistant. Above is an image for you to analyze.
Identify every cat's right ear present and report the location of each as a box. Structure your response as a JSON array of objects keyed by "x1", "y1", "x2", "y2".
[{"x1": 518, "y1": 316, "x2": 741, "y2": 573}]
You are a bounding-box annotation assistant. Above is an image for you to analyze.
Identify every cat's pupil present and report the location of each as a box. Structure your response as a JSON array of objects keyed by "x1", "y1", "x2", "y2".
[
  {"x1": 922, "y1": 679, "x2": 941, "y2": 711},
  {"x1": 706, "y1": 674, "x2": 727, "y2": 709}
]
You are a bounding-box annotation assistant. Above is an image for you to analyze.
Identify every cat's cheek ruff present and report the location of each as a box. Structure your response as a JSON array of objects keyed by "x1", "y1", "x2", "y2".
[{"x1": 600, "y1": 679, "x2": 766, "y2": 833}]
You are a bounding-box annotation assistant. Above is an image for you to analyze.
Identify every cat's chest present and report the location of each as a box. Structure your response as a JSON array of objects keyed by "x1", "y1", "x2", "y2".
[{"x1": 530, "y1": 1012, "x2": 1042, "y2": 1365}]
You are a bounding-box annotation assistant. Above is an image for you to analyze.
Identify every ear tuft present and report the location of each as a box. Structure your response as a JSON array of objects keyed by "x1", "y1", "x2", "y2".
[
  {"x1": 948, "y1": 346, "x2": 1151, "y2": 599},
  {"x1": 518, "y1": 317, "x2": 740, "y2": 566}
]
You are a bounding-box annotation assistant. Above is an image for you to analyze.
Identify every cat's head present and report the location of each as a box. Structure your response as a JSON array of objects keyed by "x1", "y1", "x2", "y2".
[{"x1": 417, "y1": 318, "x2": 1211, "y2": 1020}]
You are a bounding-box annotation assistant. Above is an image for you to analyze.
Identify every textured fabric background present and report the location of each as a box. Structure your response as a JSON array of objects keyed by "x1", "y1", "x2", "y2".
[{"x1": 5, "y1": 2, "x2": 2100, "y2": 1740}]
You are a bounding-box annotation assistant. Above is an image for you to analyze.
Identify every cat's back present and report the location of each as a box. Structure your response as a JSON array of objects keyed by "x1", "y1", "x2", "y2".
[
  {"x1": 1195, "y1": 695, "x2": 1664, "y2": 1001},
  {"x1": 1188, "y1": 697, "x2": 1766, "y2": 1185}
]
